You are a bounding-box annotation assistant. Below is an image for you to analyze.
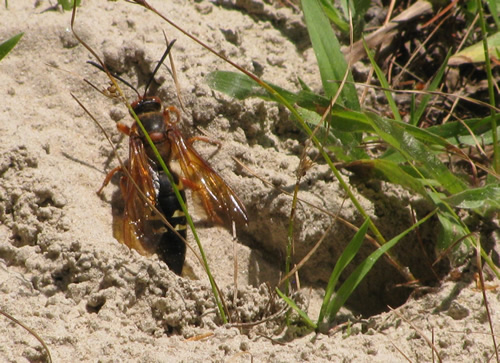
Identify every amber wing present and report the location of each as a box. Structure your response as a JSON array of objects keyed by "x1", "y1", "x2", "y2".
[
  {"x1": 167, "y1": 127, "x2": 248, "y2": 226},
  {"x1": 121, "y1": 133, "x2": 158, "y2": 254}
]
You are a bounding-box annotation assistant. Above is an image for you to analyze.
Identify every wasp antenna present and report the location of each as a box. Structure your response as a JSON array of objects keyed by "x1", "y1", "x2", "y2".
[
  {"x1": 163, "y1": 31, "x2": 187, "y2": 114},
  {"x1": 143, "y1": 39, "x2": 177, "y2": 98},
  {"x1": 87, "y1": 61, "x2": 141, "y2": 98},
  {"x1": 72, "y1": 3, "x2": 138, "y2": 100}
]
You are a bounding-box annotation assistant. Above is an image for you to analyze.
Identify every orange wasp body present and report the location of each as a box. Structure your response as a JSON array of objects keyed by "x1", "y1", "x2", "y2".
[{"x1": 97, "y1": 42, "x2": 248, "y2": 274}]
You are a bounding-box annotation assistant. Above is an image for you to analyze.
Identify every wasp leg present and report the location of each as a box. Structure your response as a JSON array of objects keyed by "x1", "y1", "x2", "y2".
[
  {"x1": 163, "y1": 105, "x2": 181, "y2": 124},
  {"x1": 116, "y1": 122, "x2": 131, "y2": 136},
  {"x1": 187, "y1": 136, "x2": 221, "y2": 150},
  {"x1": 96, "y1": 121, "x2": 130, "y2": 195},
  {"x1": 97, "y1": 166, "x2": 122, "y2": 195}
]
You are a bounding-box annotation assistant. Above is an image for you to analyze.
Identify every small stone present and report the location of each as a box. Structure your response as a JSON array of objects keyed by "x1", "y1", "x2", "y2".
[{"x1": 447, "y1": 302, "x2": 469, "y2": 320}]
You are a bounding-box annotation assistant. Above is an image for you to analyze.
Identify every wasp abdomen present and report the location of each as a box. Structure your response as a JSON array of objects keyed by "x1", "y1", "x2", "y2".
[{"x1": 155, "y1": 172, "x2": 187, "y2": 275}]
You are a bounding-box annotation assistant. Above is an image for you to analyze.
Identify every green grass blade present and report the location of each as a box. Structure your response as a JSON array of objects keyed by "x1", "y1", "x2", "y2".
[
  {"x1": 206, "y1": 71, "x2": 468, "y2": 159},
  {"x1": 339, "y1": 0, "x2": 370, "y2": 36},
  {"x1": 207, "y1": 71, "x2": 368, "y2": 161},
  {"x1": 426, "y1": 115, "x2": 496, "y2": 140},
  {"x1": 476, "y1": 1, "x2": 499, "y2": 173},
  {"x1": 206, "y1": 69, "x2": 472, "y2": 198},
  {"x1": 301, "y1": 0, "x2": 360, "y2": 109},
  {"x1": 411, "y1": 49, "x2": 452, "y2": 126},
  {"x1": 205, "y1": 70, "x2": 331, "y2": 109},
  {"x1": 443, "y1": 123, "x2": 500, "y2": 146},
  {"x1": 58, "y1": 0, "x2": 81, "y2": 11},
  {"x1": 297, "y1": 76, "x2": 313, "y2": 92},
  {"x1": 325, "y1": 209, "x2": 436, "y2": 323},
  {"x1": 344, "y1": 159, "x2": 429, "y2": 198},
  {"x1": 365, "y1": 111, "x2": 468, "y2": 194},
  {"x1": 487, "y1": 0, "x2": 500, "y2": 28},
  {"x1": 205, "y1": 71, "x2": 265, "y2": 100},
  {"x1": 317, "y1": 219, "x2": 369, "y2": 325},
  {"x1": 297, "y1": 106, "x2": 368, "y2": 161},
  {"x1": 276, "y1": 288, "x2": 317, "y2": 330},
  {"x1": 330, "y1": 109, "x2": 470, "y2": 195},
  {"x1": 434, "y1": 207, "x2": 469, "y2": 254},
  {"x1": 431, "y1": 193, "x2": 499, "y2": 277},
  {"x1": 330, "y1": 109, "x2": 466, "y2": 152},
  {"x1": 443, "y1": 184, "x2": 500, "y2": 213},
  {"x1": 449, "y1": 32, "x2": 500, "y2": 65},
  {"x1": 363, "y1": 39, "x2": 401, "y2": 122},
  {"x1": 0, "y1": 32, "x2": 23, "y2": 62},
  {"x1": 318, "y1": 0, "x2": 349, "y2": 33}
]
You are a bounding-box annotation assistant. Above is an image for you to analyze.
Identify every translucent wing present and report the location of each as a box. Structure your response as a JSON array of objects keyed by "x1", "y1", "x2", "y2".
[
  {"x1": 121, "y1": 132, "x2": 158, "y2": 255},
  {"x1": 167, "y1": 127, "x2": 248, "y2": 226}
]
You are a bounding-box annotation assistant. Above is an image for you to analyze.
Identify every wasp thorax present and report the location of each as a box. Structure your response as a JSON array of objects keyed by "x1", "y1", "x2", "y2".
[{"x1": 136, "y1": 113, "x2": 167, "y2": 138}]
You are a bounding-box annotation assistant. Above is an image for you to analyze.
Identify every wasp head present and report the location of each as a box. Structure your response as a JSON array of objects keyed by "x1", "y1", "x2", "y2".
[{"x1": 131, "y1": 96, "x2": 162, "y2": 117}]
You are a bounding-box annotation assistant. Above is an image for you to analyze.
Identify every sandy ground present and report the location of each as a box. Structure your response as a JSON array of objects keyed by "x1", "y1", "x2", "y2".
[{"x1": 1, "y1": 0, "x2": 499, "y2": 361}]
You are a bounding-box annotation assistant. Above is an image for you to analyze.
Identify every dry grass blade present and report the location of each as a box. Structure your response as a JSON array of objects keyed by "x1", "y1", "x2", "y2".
[
  {"x1": 184, "y1": 332, "x2": 214, "y2": 341},
  {"x1": 339, "y1": 82, "x2": 500, "y2": 113},
  {"x1": 392, "y1": 8, "x2": 452, "y2": 87},
  {"x1": 0, "y1": 309, "x2": 52, "y2": 363},
  {"x1": 390, "y1": 307, "x2": 442, "y2": 363},
  {"x1": 255, "y1": 333, "x2": 287, "y2": 346},
  {"x1": 227, "y1": 306, "x2": 288, "y2": 329},
  {"x1": 475, "y1": 238, "x2": 499, "y2": 362},
  {"x1": 410, "y1": 207, "x2": 440, "y2": 281},
  {"x1": 432, "y1": 233, "x2": 475, "y2": 266},
  {"x1": 344, "y1": 1, "x2": 433, "y2": 64},
  {"x1": 162, "y1": 31, "x2": 187, "y2": 115},
  {"x1": 390, "y1": 340, "x2": 412, "y2": 362},
  {"x1": 282, "y1": 62, "x2": 349, "y2": 293},
  {"x1": 131, "y1": 0, "x2": 262, "y2": 86},
  {"x1": 232, "y1": 222, "x2": 239, "y2": 313},
  {"x1": 432, "y1": 327, "x2": 435, "y2": 363},
  {"x1": 278, "y1": 205, "x2": 341, "y2": 287},
  {"x1": 232, "y1": 156, "x2": 418, "y2": 281}
]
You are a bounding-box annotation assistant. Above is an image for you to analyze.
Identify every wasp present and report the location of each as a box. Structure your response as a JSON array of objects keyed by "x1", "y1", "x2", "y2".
[{"x1": 96, "y1": 40, "x2": 248, "y2": 275}]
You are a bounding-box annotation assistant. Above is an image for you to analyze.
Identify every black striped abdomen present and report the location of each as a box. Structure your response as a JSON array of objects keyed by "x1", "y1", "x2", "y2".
[{"x1": 155, "y1": 172, "x2": 187, "y2": 275}]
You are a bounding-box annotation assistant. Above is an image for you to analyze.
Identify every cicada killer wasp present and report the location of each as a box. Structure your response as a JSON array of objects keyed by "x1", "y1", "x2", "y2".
[{"x1": 96, "y1": 40, "x2": 248, "y2": 275}]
